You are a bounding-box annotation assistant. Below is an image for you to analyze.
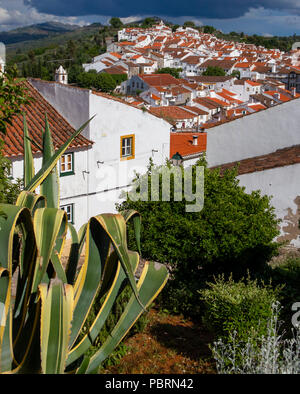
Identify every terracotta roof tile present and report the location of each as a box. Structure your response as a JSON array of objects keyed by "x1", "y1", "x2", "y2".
[
  {"x1": 170, "y1": 132, "x2": 207, "y2": 158},
  {"x1": 2, "y1": 80, "x2": 93, "y2": 158},
  {"x1": 212, "y1": 145, "x2": 300, "y2": 175}
]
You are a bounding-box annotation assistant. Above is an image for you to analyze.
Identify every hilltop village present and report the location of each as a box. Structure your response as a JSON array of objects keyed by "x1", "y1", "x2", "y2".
[
  {"x1": 82, "y1": 20, "x2": 300, "y2": 130},
  {"x1": 2, "y1": 21, "x2": 300, "y2": 245}
]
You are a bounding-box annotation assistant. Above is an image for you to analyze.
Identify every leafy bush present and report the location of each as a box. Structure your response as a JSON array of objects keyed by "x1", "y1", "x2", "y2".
[
  {"x1": 117, "y1": 159, "x2": 280, "y2": 316},
  {"x1": 268, "y1": 257, "x2": 300, "y2": 325},
  {"x1": 199, "y1": 275, "x2": 282, "y2": 343},
  {"x1": 77, "y1": 71, "x2": 117, "y2": 92},
  {"x1": 211, "y1": 302, "x2": 300, "y2": 374}
]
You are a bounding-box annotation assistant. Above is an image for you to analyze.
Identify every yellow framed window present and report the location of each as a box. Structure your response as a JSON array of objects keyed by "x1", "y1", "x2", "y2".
[{"x1": 120, "y1": 134, "x2": 135, "y2": 160}]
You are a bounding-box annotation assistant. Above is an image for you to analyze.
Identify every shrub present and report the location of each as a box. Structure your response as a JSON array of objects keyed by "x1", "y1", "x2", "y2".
[
  {"x1": 199, "y1": 275, "x2": 282, "y2": 343},
  {"x1": 268, "y1": 257, "x2": 300, "y2": 325},
  {"x1": 117, "y1": 159, "x2": 280, "y2": 316},
  {"x1": 211, "y1": 302, "x2": 300, "y2": 374}
]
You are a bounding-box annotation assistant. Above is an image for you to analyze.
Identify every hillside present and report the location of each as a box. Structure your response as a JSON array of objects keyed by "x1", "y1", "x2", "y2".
[{"x1": 0, "y1": 22, "x2": 80, "y2": 45}]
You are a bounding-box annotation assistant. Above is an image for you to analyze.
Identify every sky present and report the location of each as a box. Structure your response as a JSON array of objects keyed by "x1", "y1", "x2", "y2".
[{"x1": 0, "y1": 0, "x2": 300, "y2": 36}]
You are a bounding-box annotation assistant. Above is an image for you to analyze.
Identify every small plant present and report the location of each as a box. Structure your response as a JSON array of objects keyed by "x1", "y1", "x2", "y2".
[
  {"x1": 199, "y1": 274, "x2": 282, "y2": 343},
  {"x1": 211, "y1": 302, "x2": 300, "y2": 374}
]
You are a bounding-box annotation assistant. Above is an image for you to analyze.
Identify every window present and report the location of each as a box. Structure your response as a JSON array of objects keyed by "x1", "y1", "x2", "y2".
[
  {"x1": 60, "y1": 152, "x2": 74, "y2": 176},
  {"x1": 61, "y1": 204, "x2": 74, "y2": 224},
  {"x1": 120, "y1": 134, "x2": 135, "y2": 160}
]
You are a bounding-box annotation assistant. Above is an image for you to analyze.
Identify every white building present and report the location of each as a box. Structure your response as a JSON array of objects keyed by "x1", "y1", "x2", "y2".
[
  {"x1": 26, "y1": 78, "x2": 171, "y2": 229},
  {"x1": 206, "y1": 97, "x2": 300, "y2": 245}
]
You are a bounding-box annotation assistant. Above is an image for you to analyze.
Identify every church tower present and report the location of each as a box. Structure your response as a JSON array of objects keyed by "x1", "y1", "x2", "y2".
[{"x1": 55, "y1": 65, "x2": 68, "y2": 84}]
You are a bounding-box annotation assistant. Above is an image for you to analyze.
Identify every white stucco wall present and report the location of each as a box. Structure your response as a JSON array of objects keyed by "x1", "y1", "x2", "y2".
[
  {"x1": 86, "y1": 93, "x2": 171, "y2": 218},
  {"x1": 25, "y1": 80, "x2": 171, "y2": 229},
  {"x1": 29, "y1": 79, "x2": 91, "y2": 140},
  {"x1": 237, "y1": 163, "x2": 300, "y2": 247},
  {"x1": 206, "y1": 98, "x2": 300, "y2": 168}
]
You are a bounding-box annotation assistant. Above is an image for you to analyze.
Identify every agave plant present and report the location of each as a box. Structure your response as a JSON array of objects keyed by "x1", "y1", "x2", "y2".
[{"x1": 0, "y1": 114, "x2": 168, "y2": 374}]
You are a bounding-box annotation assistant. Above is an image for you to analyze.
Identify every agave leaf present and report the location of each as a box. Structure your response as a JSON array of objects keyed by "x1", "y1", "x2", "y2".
[
  {"x1": 66, "y1": 250, "x2": 139, "y2": 367},
  {"x1": 94, "y1": 214, "x2": 143, "y2": 309},
  {"x1": 40, "y1": 114, "x2": 60, "y2": 209},
  {"x1": 120, "y1": 209, "x2": 142, "y2": 255},
  {"x1": 32, "y1": 208, "x2": 68, "y2": 292},
  {"x1": 39, "y1": 279, "x2": 74, "y2": 374},
  {"x1": 65, "y1": 223, "x2": 80, "y2": 285},
  {"x1": 79, "y1": 261, "x2": 169, "y2": 374},
  {"x1": 23, "y1": 115, "x2": 35, "y2": 188},
  {"x1": 16, "y1": 191, "x2": 46, "y2": 213},
  {"x1": 24, "y1": 116, "x2": 94, "y2": 193},
  {"x1": 0, "y1": 204, "x2": 37, "y2": 373},
  {"x1": 69, "y1": 217, "x2": 111, "y2": 348}
]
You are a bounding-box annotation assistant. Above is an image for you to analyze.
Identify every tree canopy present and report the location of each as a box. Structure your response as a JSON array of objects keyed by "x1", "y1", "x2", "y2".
[
  {"x1": 203, "y1": 66, "x2": 226, "y2": 76},
  {"x1": 0, "y1": 66, "x2": 32, "y2": 135},
  {"x1": 109, "y1": 17, "x2": 123, "y2": 29}
]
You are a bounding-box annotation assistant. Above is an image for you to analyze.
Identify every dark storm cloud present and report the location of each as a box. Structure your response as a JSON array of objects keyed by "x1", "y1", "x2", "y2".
[{"x1": 23, "y1": 0, "x2": 300, "y2": 19}]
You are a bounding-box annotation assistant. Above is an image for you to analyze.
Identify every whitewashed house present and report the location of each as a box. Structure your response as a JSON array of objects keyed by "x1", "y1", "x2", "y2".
[
  {"x1": 206, "y1": 97, "x2": 300, "y2": 245},
  {"x1": 28, "y1": 78, "x2": 171, "y2": 229}
]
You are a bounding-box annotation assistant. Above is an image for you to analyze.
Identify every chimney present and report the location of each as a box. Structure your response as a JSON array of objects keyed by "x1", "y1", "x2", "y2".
[
  {"x1": 192, "y1": 135, "x2": 198, "y2": 145},
  {"x1": 272, "y1": 64, "x2": 277, "y2": 73},
  {"x1": 291, "y1": 87, "x2": 296, "y2": 97}
]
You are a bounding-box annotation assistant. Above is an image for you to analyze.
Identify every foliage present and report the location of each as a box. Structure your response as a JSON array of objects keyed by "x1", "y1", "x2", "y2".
[
  {"x1": 202, "y1": 66, "x2": 226, "y2": 76},
  {"x1": 77, "y1": 71, "x2": 117, "y2": 92},
  {"x1": 183, "y1": 21, "x2": 196, "y2": 28},
  {"x1": 141, "y1": 18, "x2": 157, "y2": 28},
  {"x1": 117, "y1": 158, "x2": 280, "y2": 316},
  {"x1": 109, "y1": 17, "x2": 123, "y2": 29},
  {"x1": 211, "y1": 302, "x2": 300, "y2": 374},
  {"x1": 199, "y1": 274, "x2": 282, "y2": 343},
  {"x1": 231, "y1": 70, "x2": 240, "y2": 79},
  {"x1": 156, "y1": 67, "x2": 182, "y2": 79},
  {"x1": 202, "y1": 25, "x2": 217, "y2": 34},
  {"x1": 0, "y1": 115, "x2": 168, "y2": 374},
  {"x1": 267, "y1": 257, "x2": 300, "y2": 325},
  {"x1": 0, "y1": 140, "x2": 22, "y2": 204},
  {"x1": 0, "y1": 66, "x2": 32, "y2": 134}
]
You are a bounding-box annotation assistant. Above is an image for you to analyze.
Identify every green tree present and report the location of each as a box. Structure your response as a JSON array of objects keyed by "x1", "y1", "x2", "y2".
[
  {"x1": 0, "y1": 66, "x2": 32, "y2": 135},
  {"x1": 156, "y1": 67, "x2": 182, "y2": 79},
  {"x1": 77, "y1": 71, "x2": 117, "y2": 92},
  {"x1": 109, "y1": 17, "x2": 123, "y2": 29},
  {"x1": 203, "y1": 66, "x2": 226, "y2": 76},
  {"x1": 0, "y1": 140, "x2": 22, "y2": 204},
  {"x1": 68, "y1": 64, "x2": 84, "y2": 84},
  {"x1": 203, "y1": 25, "x2": 216, "y2": 34},
  {"x1": 141, "y1": 18, "x2": 156, "y2": 28},
  {"x1": 231, "y1": 70, "x2": 240, "y2": 79},
  {"x1": 117, "y1": 159, "x2": 279, "y2": 315},
  {"x1": 183, "y1": 21, "x2": 196, "y2": 28}
]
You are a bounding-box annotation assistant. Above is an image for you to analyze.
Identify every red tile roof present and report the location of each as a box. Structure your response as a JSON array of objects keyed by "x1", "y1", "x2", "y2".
[
  {"x1": 170, "y1": 132, "x2": 207, "y2": 158},
  {"x1": 212, "y1": 145, "x2": 300, "y2": 175},
  {"x1": 149, "y1": 106, "x2": 197, "y2": 121},
  {"x1": 139, "y1": 73, "x2": 181, "y2": 87},
  {"x1": 2, "y1": 80, "x2": 93, "y2": 158}
]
